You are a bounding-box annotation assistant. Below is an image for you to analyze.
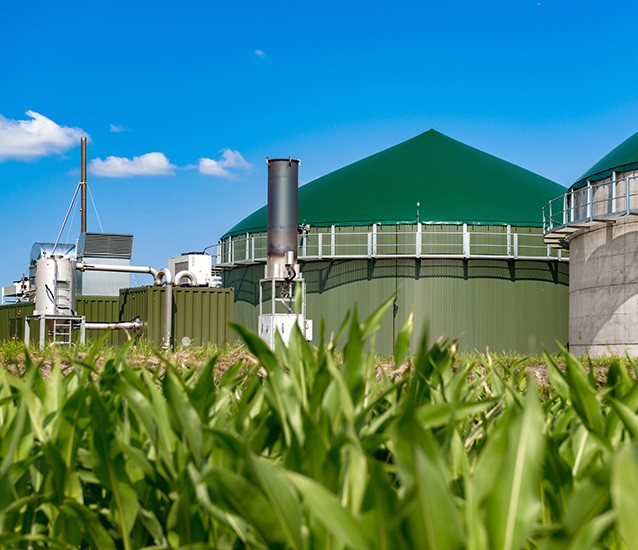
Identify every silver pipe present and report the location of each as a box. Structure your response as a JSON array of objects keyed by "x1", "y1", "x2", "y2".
[
  {"x1": 84, "y1": 319, "x2": 142, "y2": 331},
  {"x1": 175, "y1": 270, "x2": 197, "y2": 286},
  {"x1": 154, "y1": 268, "x2": 173, "y2": 350},
  {"x1": 76, "y1": 262, "x2": 159, "y2": 279},
  {"x1": 154, "y1": 268, "x2": 173, "y2": 286}
]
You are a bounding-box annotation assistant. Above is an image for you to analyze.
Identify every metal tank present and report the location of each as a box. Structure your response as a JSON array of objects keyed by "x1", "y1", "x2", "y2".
[{"x1": 34, "y1": 257, "x2": 76, "y2": 315}]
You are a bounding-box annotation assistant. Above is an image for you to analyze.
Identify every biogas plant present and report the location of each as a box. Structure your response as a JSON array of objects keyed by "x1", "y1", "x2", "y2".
[{"x1": 2, "y1": 129, "x2": 638, "y2": 357}]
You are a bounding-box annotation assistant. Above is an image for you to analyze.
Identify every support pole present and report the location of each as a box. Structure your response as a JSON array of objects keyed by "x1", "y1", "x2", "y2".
[{"x1": 80, "y1": 136, "x2": 87, "y2": 233}]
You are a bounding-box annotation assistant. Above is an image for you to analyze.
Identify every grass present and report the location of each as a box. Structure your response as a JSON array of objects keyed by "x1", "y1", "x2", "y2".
[{"x1": 1, "y1": 302, "x2": 638, "y2": 547}]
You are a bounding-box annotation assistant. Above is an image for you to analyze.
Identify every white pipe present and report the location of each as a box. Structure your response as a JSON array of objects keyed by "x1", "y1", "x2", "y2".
[{"x1": 175, "y1": 270, "x2": 197, "y2": 286}]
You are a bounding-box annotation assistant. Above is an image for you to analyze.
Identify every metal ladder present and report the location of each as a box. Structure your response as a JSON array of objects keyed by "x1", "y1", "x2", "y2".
[{"x1": 52, "y1": 318, "x2": 73, "y2": 345}]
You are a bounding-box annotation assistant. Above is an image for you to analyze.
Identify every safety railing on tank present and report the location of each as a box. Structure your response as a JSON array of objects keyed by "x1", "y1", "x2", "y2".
[
  {"x1": 543, "y1": 174, "x2": 638, "y2": 241},
  {"x1": 212, "y1": 224, "x2": 567, "y2": 266}
]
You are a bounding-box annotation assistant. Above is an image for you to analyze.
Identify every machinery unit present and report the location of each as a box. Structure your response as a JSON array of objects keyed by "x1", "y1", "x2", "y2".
[
  {"x1": 76, "y1": 232, "x2": 133, "y2": 296},
  {"x1": 1, "y1": 276, "x2": 30, "y2": 305},
  {"x1": 169, "y1": 253, "x2": 216, "y2": 286},
  {"x1": 26, "y1": 255, "x2": 85, "y2": 347}
]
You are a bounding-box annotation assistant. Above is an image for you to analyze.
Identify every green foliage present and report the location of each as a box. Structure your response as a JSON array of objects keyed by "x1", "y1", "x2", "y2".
[{"x1": 1, "y1": 306, "x2": 638, "y2": 548}]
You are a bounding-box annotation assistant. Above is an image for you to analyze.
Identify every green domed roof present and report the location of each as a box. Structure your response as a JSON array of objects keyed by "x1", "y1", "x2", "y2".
[
  {"x1": 572, "y1": 131, "x2": 638, "y2": 189},
  {"x1": 224, "y1": 129, "x2": 564, "y2": 237}
]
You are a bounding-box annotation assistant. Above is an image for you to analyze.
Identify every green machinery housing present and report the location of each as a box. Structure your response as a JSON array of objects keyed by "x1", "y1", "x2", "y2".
[{"x1": 217, "y1": 130, "x2": 569, "y2": 355}]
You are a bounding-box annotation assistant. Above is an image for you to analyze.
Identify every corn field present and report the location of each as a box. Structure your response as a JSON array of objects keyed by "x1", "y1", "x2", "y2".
[{"x1": 1, "y1": 298, "x2": 638, "y2": 548}]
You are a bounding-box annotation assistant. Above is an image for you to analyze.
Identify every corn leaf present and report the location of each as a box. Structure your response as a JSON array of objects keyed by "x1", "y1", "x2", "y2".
[
  {"x1": 612, "y1": 444, "x2": 638, "y2": 546},
  {"x1": 485, "y1": 380, "x2": 544, "y2": 550},
  {"x1": 285, "y1": 471, "x2": 368, "y2": 549}
]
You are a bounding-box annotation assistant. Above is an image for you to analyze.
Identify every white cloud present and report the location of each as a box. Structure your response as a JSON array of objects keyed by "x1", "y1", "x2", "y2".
[
  {"x1": 89, "y1": 152, "x2": 176, "y2": 177},
  {"x1": 255, "y1": 49, "x2": 266, "y2": 58},
  {"x1": 109, "y1": 123, "x2": 130, "y2": 133},
  {"x1": 198, "y1": 158, "x2": 231, "y2": 177},
  {"x1": 0, "y1": 110, "x2": 85, "y2": 161},
  {"x1": 199, "y1": 148, "x2": 251, "y2": 178}
]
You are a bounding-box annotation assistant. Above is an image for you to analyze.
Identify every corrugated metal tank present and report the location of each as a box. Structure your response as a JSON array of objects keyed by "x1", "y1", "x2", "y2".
[
  {"x1": 218, "y1": 129, "x2": 570, "y2": 355},
  {"x1": 225, "y1": 253, "x2": 568, "y2": 355}
]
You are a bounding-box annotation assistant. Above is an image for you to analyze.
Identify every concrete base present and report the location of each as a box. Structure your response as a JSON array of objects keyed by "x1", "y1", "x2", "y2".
[{"x1": 569, "y1": 217, "x2": 638, "y2": 357}]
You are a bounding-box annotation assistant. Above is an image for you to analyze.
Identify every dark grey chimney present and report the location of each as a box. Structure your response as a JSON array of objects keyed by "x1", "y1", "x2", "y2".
[{"x1": 266, "y1": 157, "x2": 300, "y2": 279}]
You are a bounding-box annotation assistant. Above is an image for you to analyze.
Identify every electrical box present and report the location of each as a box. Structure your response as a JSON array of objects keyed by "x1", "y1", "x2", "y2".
[{"x1": 259, "y1": 314, "x2": 311, "y2": 348}]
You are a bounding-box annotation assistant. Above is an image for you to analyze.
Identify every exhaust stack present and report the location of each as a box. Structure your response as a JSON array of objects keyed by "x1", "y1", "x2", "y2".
[
  {"x1": 258, "y1": 156, "x2": 312, "y2": 349},
  {"x1": 265, "y1": 157, "x2": 300, "y2": 279}
]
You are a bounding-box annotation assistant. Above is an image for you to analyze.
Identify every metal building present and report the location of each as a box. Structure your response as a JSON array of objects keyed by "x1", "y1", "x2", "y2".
[
  {"x1": 217, "y1": 130, "x2": 569, "y2": 354},
  {"x1": 544, "y1": 131, "x2": 638, "y2": 356}
]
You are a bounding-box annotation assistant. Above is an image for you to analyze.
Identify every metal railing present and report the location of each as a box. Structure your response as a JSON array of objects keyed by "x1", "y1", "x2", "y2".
[
  {"x1": 212, "y1": 224, "x2": 567, "y2": 266},
  {"x1": 543, "y1": 174, "x2": 638, "y2": 235}
]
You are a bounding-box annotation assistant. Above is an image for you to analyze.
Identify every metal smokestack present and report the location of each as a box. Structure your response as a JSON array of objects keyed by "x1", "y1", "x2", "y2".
[
  {"x1": 80, "y1": 136, "x2": 87, "y2": 233},
  {"x1": 266, "y1": 157, "x2": 300, "y2": 279}
]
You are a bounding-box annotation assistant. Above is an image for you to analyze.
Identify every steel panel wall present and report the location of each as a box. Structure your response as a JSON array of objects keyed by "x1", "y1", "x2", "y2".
[
  {"x1": 0, "y1": 302, "x2": 34, "y2": 341},
  {"x1": 76, "y1": 296, "x2": 120, "y2": 345},
  {"x1": 224, "y1": 257, "x2": 568, "y2": 355},
  {"x1": 173, "y1": 287, "x2": 234, "y2": 346},
  {"x1": 119, "y1": 286, "x2": 162, "y2": 344}
]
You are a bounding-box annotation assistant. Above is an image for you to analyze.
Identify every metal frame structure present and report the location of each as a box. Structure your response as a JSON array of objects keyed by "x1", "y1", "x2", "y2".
[
  {"x1": 25, "y1": 314, "x2": 86, "y2": 349},
  {"x1": 214, "y1": 223, "x2": 567, "y2": 267},
  {"x1": 543, "y1": 174, "x2": 638, "y2": 248}
]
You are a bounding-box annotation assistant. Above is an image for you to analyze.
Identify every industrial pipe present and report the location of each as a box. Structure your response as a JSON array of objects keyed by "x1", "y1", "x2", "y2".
[
  {"x1": 84, "y1": 319, "x2": 142, "y2": 331},
  {"x1": 175, "y1": 270, "x2": 197, "y2": 286},
  {"x1": 75, "y1": 264, "x2": 194, "y2": 351},
  {"x1": 155, "y1": 269, "x2": 173, "y2": 350},
  {"x1": 76, "y1": 262, "x2": 160, "y2": 279},
  {"x1": 76, "y1": 262, "x2": 177, "y2": 347}
]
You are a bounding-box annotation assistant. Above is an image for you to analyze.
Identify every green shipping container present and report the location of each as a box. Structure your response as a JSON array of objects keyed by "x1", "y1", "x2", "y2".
[
  {"x1": 0, "y1": 296, "x2": 119, "y2": 344},
  {"x1": 118, "y1": 286, "x2": 234, "y2": 347},
  {"x1": 0, "y1": 302, "x2": 34, "y2": 341},
  {"x1": 1, "y1": 288, "x2": 233, "y2": 348}
]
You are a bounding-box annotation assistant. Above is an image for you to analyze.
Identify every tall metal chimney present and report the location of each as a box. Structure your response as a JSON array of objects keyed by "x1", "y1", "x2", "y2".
[
  {"x1": 80, "y1": 136, "x2": 88, "y2": 233},
  {"x1": 265, "y1": 157, "x2": 300, "y2": 279}
]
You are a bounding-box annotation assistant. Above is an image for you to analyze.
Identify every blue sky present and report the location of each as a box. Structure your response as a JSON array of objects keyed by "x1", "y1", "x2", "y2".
[{"x1": 1, "y1": 0, "x2": 638, "y2": 283}]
